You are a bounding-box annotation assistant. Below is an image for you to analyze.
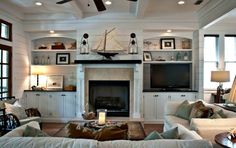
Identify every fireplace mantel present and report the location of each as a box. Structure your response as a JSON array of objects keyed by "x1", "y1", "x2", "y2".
[
  {"x1": 76, "y1": 61, "x2": 143, "y2": 120},
  {"x1": 74, "y1": 60, "x2": 142, "y2": 64}
]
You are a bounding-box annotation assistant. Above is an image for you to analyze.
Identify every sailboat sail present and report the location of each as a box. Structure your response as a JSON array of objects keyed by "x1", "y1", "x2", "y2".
[{"x1": 93, "y1": 29, "x2": 126, "y2": 52}]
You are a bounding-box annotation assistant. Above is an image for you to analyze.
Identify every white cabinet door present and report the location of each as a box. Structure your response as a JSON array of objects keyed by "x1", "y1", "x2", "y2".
[
  {"x1": 46, "y1": 92, "x2": 64, "y2": 118},
  {"x1": 155, "y1": 93, "x2": 170, "y2": 121},
  {"x1": 37, "y1": 93, "x2": 49, "y2": 117},
  {"x1": 144, "y1": 92, "x2": 169, "y2": 122},
  {"x1": 24, "y1": 92, "x2": 40, "y2": 109},
  {"x1": 144, "y1": 93, "x2": 156, "y2": 121},
  {"x1": 62, "y1": 92, "x2": 76, "y2": 118}
]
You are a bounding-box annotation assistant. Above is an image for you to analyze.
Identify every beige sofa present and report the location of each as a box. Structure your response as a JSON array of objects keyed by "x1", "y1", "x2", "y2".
[
  {"x1": 0, "y1": 121, "x2": 212, "y2": 148},
  {"x1": 164, "y1": 100, "x2": 236, "y2": 147}
]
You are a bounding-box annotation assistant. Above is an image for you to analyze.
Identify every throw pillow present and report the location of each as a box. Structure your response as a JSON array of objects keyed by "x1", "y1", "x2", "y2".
[
  {"x1": 23, "y1": 125, "x2": 49, "y2": 137},
  {"x1": 66, "y1": 123, "x2": 95, "y2": 139},
  {"x1": 210, "y1": 112, "x2": 222, "y2": 119},
  {"x1": 217, "y1": 109, "x2": 227, "y2": 118},
  {"x1": 95, "y1": 126, "x2": 127, "y2": 141},
  {"x1": 189, "y1": 101, "x2": 204, "y2": 119},
  {"x1": 0, "y1": 98, "x2": 17, "y2": 109},
  {"x1": 144, "y1": 131, "x2": 163, "y2": 140},
  {"x1": 197, "y1": 106, "x2": 214, "y2": 118},
  {"x1": 175, "y1": 100, "x2": 193, "y2": 120},
  {"x1": 144, "y1": 127, "x2": 179, "y2": 140},
  {"x1": 161, "y1": 126, "x2": 179, "y2": 139},
  {"x1": 5, "y1": 102, "x2": 27, "y2": 120}
]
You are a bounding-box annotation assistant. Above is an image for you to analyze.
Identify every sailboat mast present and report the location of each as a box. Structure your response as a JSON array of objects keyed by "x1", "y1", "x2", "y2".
[{"x1": 103, "y1": 30, "x2": 107, "y2": 52}]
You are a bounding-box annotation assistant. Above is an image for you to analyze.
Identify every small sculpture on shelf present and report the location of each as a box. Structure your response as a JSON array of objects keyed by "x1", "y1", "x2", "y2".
[
  {"x1": 51, "y1": 42, "x2": 65, "y2": 49},
  {"x1": 38, "y1": 44, "x2": 47, "y2": 49}
]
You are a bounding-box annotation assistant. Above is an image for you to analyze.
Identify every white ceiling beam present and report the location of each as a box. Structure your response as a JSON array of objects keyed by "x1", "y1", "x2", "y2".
[
  {"x1": 134, "y1": 0, "x2": 149, "y2": 18},
  {"x1": 198, "y1": 0, "x2": 236, "y2": 29},
  {"x1": 69, "y1": 0, "x2": 83, "y2": 19}
]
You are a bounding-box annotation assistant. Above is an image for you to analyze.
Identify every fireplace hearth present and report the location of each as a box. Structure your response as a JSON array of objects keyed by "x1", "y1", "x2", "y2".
[{"x1": 89, "y1": 80, "x2": 130, "y2": 117}]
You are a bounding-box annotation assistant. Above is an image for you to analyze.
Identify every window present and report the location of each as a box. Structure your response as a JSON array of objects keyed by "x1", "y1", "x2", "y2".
[
  {"x1": 224, "y1": 35, "x2": 236, "y2": 88},
  {"x1": 0, "y1": 19, "x2": 12, "y2": 41},
  {"x1": 0, "y1": 44, "x2": 12, "y2": 98},
  {"x1": 204, "y1": 35, "x2": 218, "y2": 89}
]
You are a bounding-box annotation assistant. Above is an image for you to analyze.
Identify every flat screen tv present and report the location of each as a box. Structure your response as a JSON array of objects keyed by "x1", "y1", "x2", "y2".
[{"x1": 150, "y1": 64, "x2": 191, "y2": 90}]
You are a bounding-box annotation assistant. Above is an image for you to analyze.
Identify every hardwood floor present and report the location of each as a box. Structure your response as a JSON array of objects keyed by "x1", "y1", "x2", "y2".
[{"x1": 42, "y1": 122, "x2": 164, "y2": 136}]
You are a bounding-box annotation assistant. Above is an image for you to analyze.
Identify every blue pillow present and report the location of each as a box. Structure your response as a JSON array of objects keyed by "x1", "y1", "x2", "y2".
[{"x1": 144, "y1": 127, "x2": 179, "y2": 140}]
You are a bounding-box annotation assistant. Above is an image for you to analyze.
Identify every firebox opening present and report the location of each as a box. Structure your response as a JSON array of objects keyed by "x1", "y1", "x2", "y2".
[{"x1": 89, "y1": 80, "x2": 130, "y2": 117}]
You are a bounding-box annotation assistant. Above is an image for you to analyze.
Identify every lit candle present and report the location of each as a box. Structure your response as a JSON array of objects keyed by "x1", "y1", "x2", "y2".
[{"x1": 98, "y1": 112, "x2": 106, "y2": 125}]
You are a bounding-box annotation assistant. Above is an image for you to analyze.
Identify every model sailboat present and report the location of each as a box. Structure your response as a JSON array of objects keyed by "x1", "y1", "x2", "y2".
[{"x1": 93, "y1": 28, "x2": 126, "y2": 60}]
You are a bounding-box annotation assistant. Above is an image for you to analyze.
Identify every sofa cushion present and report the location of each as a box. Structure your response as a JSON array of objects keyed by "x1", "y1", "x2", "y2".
[
  {"x1": 5, "y1": 102, "x2": 27, "y2": 120},
  {"x1": 23, "y1": 125, "x2": 48, "y2": 137},
  {"x1": 175, "y1": 100, "x2": 193, "y2": 120},
  {"x1": 97, "y1": 139, "x2": 212, "y2": 148},
  {"x1": 190, "y1": 118, "x2": 236, "y2": 129},
  {"x1": 165, "y1": 115, "x2": 190, "y2": 129}
]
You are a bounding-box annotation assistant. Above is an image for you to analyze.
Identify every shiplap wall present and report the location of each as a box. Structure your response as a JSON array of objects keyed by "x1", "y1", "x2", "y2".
[{"x1": 0, "y1": 10, "x2": 29, "y2": 99}]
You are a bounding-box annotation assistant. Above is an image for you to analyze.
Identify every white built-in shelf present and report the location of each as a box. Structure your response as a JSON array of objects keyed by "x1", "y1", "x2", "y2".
[
  {"x1": 143, "y1": 61, "x2": 192, "y2": 64},
  {"x1": 143, "y1": 49, "x2": 192, "y2": 52},
  {"x1": 32, "y1": 49, "x2": 78, "y2": 52}
]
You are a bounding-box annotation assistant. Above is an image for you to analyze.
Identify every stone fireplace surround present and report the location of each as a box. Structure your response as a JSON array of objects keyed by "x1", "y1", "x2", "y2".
[{"x1": 76, "y1": 61, "x2": 142, "y2": 120}]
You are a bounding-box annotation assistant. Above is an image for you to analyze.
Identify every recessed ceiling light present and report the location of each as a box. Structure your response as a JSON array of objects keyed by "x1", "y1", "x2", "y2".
[
  {"x1": 167, "y1": 29, "x2": 172, "y2": 33},
  {"x1": 49, "y1": 30, "x2": 55, "y2": 34},
  {"x1": 178, "y1": 1, "x2": 185, "y2": 5},
  {"x1": 105, "y1": 1, "x2": 112, "y2": 5},
  {"x1": 35, "y1": 2, "x2": 43, "y2": 6}
]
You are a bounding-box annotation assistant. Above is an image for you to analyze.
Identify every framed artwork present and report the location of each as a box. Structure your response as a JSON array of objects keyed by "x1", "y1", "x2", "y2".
[
  {"x1": 46, "y1": 75, "x2": 63, "y2": 90},
  {"x1": 143, "y1": 52, "x2": 152, "y2": 61},
  {"x1": 160, "y1": 38, "x2": 175, "y2": 49},
  {"x1": 56, "y1": 53, "x2": 70, "y2": 65}
]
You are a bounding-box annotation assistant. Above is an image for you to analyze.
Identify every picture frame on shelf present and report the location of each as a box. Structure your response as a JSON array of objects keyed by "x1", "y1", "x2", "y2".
[
  {"x1": 143, "y1": 52, "x2": 152, "y2": 61},
  {"x1": 56, "y1": 53, "x2": 70, "y2": 65},
  {"x1": 46, "y1": 75, "x2": 63, "y2": 90},
  {"x1": 160, "y1": 38, "x2": 175, "y2": 49}
]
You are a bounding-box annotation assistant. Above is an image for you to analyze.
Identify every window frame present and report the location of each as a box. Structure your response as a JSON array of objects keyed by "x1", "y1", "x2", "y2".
[
  {"x1": 203, "y1": 35, "x2": 219, "y2": 90},
  {"x1": 0, "y1": 19, "x2": 12, "y2": 42},
  {"x1": 0, "y1": 44, "x2": 12, "y2": 98}
]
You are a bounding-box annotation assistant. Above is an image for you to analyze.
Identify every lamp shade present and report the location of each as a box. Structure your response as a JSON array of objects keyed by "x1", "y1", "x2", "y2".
[
  {"x1": 211, "y1": 71, "x2": 230, "y2": 82},
  {"x1": 228, "y1": 76, "x2": 236, "y2": 103},
  {"x1": 31, "y1": 66, "x2": 45, "y2": 75}
]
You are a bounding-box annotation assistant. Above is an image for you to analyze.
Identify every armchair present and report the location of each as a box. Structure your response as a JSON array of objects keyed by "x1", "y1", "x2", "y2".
[{"x1": 0, "y1": 96, "x2": 42, "y2": 133}]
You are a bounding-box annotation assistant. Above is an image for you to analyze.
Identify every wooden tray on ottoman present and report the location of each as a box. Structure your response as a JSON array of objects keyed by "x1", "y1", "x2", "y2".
[{"x1": 54, "y1": 121, "x2": 146, "y2": 140}]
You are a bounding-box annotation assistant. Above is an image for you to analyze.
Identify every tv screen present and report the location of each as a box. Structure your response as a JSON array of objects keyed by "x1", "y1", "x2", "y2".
[{"x1": 150, "y1": 64, "x2": 191, "y2": 90}]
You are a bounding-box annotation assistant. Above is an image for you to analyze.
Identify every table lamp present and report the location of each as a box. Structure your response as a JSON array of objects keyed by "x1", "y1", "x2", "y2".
[
  {"x1": 31, "y1": 66, "x2": 45, "y2": 86},
  {"x1": 97, "y1": 109, "x2": 107, "y2": 125},
  {"x1": 211, "y1": 71, "x2": 230, "y2": 102}
]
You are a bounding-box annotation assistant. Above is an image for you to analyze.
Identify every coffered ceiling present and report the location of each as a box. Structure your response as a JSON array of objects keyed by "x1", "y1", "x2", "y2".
[{"x1": 1, "y1": 0, "x2": 210, "y2": 21}]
